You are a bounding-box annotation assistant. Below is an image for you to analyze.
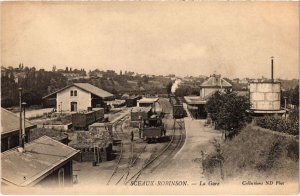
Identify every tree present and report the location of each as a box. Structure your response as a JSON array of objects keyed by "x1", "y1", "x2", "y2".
[
  {"x1": 291, "y1": 85, "x2": 299, "y2": 106},
  {"x1": 205, "y1": 91, "x2": 251, "y2": 140}
]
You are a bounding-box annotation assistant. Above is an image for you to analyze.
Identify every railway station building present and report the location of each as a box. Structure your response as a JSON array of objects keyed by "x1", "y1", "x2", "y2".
[
  {"x1": 184, "y1": 74, "x2": 232, "y2": 119},
  {"x1": 199, "y1": 74, "x2": 232, "y2": 98},
  {"x1": 1, "y1": 136, "x2": 79, "y2": 187},
  {"x1": 42, "y1": 83, "x2": 114, "y2": 113}
]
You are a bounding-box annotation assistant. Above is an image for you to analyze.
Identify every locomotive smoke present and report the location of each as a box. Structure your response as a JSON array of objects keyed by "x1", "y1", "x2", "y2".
[{"x1": 171, "y1": 79, "x2": 182, "y2": 94}]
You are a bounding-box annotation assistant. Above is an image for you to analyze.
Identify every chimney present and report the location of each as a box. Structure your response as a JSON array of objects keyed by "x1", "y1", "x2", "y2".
[{"x1": 271, "y1": 56, "x2": 274, "y2": 83}]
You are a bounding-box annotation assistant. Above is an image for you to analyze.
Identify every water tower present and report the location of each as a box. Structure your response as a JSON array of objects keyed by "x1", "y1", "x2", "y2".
[{"x1": 248, "y1": 57, "x2": 285, "y2": 116}]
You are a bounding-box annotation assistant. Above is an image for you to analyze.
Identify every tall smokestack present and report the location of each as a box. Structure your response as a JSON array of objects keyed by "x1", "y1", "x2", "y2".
[{"x1": 271, "y1": 56, "x2": 274, "y2": 83}]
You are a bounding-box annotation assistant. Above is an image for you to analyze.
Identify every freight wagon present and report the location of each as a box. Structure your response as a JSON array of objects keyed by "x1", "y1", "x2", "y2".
[
  {"x1": 72, "y1": 108, "x2": 105, "y2": 130},
  {"x1": 169, "y1": 94, "x2": 185, "y2": 119}
]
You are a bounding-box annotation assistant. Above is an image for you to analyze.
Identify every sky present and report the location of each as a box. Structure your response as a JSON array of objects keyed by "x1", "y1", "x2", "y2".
[{"x1": 1, "y1": 2, "x2": 299, "y2": 79}]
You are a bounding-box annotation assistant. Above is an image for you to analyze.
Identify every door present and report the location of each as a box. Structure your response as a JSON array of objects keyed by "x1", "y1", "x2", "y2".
[
  {"x1": 70, "y1": 102, "x2": 77, "y2": 112},
  {"x1": 58, "y1": 168, "x2": 65, "y2": 187}
]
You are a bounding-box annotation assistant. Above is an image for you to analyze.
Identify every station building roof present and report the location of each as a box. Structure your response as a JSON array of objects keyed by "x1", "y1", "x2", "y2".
[
  {"x1": 1, "y1": 108, "x2": 36, "y2": 135},
  {"x1": 184, "y1": 96, "x2": 207, "y2": 105},
  {"x1": 1, "y1": 136, "x2": 79, "y2": 187},
  {"x1": 200, "y1": 74, "x2": 232, "y2": 88},
  {"x1": 138, "y1": 98, "x2": 159, "y2": 104},
  {"x1": 42, "y1": 83, "x2": 114, "y2": 99}
]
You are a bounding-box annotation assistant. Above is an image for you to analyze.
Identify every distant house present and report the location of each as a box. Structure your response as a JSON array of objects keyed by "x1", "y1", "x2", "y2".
[
  {"x1": 239, "y1": 78, "x2": 249, "y2": 84},
  {"x1": 199, "y1": 74, "x2": 232, "y2": 99},
  {"x1": 1, "y1": 108, "x2": 37, "y2": 152},
  {"x1": 42, "y1": 83, "x2": 115, "y2": 112},
  {"x1": 1, "y1": 136, "x2": 79, "y2": 187}
]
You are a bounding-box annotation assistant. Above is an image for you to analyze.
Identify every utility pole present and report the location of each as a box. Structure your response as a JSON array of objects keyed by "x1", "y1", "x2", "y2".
[
  {"x1": 284, "y1": 96, "x2": 287, "y2": 120},
  {"x1": 271, "y1": 56, "x2": 274, "y2": 83},
  {"x1": 19, "y1": 88, "x2": 23, "y2": 148},
  {"x1": 22, "y1": 102, "x2": 27, "y2": 146},
  {"x1": 60, "y1": 101, "x2": 63, "y2": 114}
]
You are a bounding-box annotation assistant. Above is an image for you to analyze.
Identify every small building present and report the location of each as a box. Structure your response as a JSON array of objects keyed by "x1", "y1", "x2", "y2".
[
  {"x1": 1, "y1": 136, "x2": 79, "y2": 187},
  {"x1": 42, "y1": 83, "x2": 114, "y2": 113},
  {"x1": 1, "y1": 108, "x2": 37, "y2": 152},
  {"x1": 199, "y1": 74, "x2": 232, "y2": 99},
  {"x1": 137, "y1": 98, "x2": 159, "y2": 112}
]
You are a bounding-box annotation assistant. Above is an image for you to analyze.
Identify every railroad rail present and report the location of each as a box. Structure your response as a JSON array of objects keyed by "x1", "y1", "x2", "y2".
[
  {"x1": 106, "y1": 116, "x2": 148, "y2": 185},
  {"x1": 106, "y1": 117, "x2": 132, "y2": 185},
  {"x1": 124, "y1": 121, "x2": 185, "y2": 185}
]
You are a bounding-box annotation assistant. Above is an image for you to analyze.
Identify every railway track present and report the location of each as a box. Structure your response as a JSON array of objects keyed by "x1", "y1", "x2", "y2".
[
  {"x1": 106, "y1": 117, "x2": 132, "y2": 185},
  {"x1": 124, "y1": 121, "x2": 185, "y2": 185},
  {"x1": 106, "y1": 116, "x2": 148, "y2": 185},
  {"x1": 108, "y1": 98, "x2": 186, "y2": 186}
]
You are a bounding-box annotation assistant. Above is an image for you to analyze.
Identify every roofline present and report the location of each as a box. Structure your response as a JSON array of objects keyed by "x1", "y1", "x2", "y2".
[
  {"x1": 1, "y1": 124, "x2": 37, "y2": 136},
  {"x1": 248, "y1": 81, "x2": 281, "y2": 84},
  {"x1": 42, "y1": 84, "x2": 73, "y2": 99},
  {"x1": 1, "y1": 108, "x2": 37, "y2": 134},
  {"x1": 200, "y1": 85, "x2": 232, "y2": 88},
  {"x1": 1, "y1": 136, "x2": 80, "y2": 187},
  {"x1": 42, "y1": 83, "x2": 114, "y2": 99},
  {"x1": 23, "y1": 149, "x2": 80, "y2": 187}
]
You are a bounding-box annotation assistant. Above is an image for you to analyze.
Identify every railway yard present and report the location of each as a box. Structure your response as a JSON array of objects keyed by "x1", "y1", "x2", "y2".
[{"x1": 70, "y1": 98, "x2": 222, "y2": 187}]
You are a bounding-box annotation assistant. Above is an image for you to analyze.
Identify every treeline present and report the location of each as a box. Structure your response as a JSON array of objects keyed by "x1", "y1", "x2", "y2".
[
  {"x1": 1, "y1": 67, "x2": 67, "y2": 107},
  {"x1": 1, "y1": 66, "x2": 172, "y2": 107}
]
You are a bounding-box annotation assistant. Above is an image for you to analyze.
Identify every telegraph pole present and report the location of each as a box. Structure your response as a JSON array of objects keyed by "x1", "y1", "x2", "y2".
[
  {"x1": 19, "y1": 88, "x2": 23, "y2": 148},
  {"x1": 22, "y1": 102, "x2": 27, "y2": 147},
  {"x1": 284, "y1": 96, "x2": 287, "y2": 120}
]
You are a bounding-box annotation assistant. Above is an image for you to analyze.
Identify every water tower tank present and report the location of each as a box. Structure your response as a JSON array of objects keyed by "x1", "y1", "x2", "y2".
[{"x1": 249, "y1": 82, "x2": 281, "y2": 111}]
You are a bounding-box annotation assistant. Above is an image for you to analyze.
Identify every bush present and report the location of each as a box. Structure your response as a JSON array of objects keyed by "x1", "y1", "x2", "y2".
[
  {"x1": 202, "y1": 126, "x2": 299, "y2": 181},
  {"x1": 255, "y1": 116, "x2": 299, "y2": 136}
]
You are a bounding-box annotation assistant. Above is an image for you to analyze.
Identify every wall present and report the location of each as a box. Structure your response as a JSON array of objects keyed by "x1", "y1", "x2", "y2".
[
  {"x1": 38, "y1": 160, "x2": 73, "y2": 187},
  {"x1": 57, "y1": 86, "x2": 91, "y2": 112},
  {"x1": 1, "y1": 128, "x2": 31, "y2": 152},
  {"x1": 249, "y1": 83, "x2": 281, "y2": 111},
  {"x1": 200, "y1": 87, "x2": 226, "y2": 99}
]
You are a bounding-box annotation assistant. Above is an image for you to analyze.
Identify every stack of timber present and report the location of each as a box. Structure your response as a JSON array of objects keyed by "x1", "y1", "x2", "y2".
[{"x1": 70, "y1": 123, "x2": 113, "y2": 162}]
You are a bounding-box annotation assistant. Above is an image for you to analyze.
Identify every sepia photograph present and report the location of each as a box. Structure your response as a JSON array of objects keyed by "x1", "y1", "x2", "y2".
[{"x1": 0, "y1": 1, "x2": 299, "y2": 195}]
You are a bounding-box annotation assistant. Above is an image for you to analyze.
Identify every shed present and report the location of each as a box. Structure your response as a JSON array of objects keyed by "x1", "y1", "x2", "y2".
[
  {"x1": 137, "y1": 98, "x2": 159, "y2": 112},
  {"x1": 1, "y1": 136, "x2": 79, "y2": 187},
  {"x1": 1, "y1": 108, "x2": 37, "y2": 152}
]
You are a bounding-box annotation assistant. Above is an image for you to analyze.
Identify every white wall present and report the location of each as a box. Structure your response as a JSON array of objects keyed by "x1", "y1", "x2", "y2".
[
  {"x1": 249, "y1": 83, "x2": 281, "y2": 110},
  {"x1": 200, "y1": 88, "x2": 226, "y2": 99},
  {"x1": 57, "y1": 86, "x2": 91, "y2": 112}
]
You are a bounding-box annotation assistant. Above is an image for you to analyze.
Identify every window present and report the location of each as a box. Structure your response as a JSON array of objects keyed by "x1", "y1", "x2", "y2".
[
  {"x1": 70, "y1": 90, "x2": 73, "y2": 96},
  {"x1": 74, "y1": 90, "x2": 77, "y2": 96}
]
